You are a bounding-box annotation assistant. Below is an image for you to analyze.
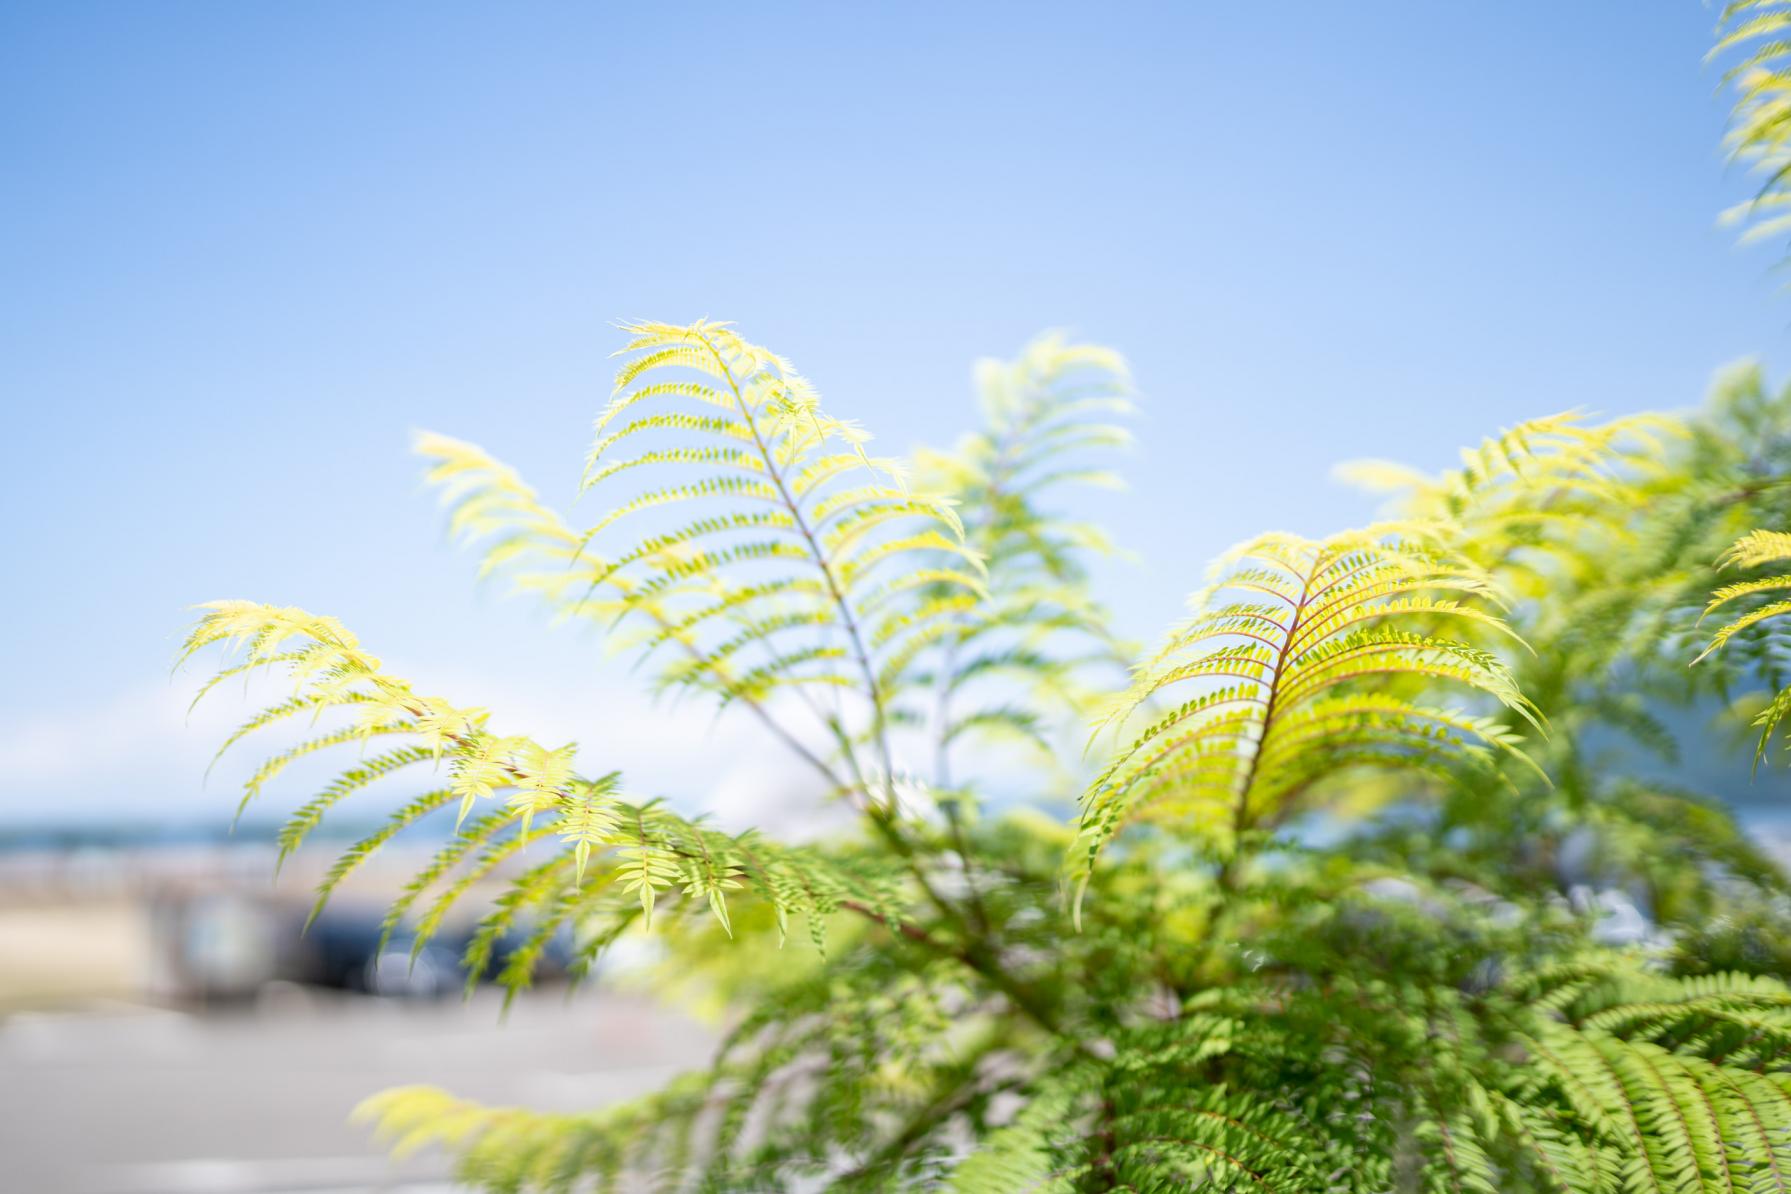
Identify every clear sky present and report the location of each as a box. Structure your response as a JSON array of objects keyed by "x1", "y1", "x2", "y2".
[{"x1": 5, "y1": 1, "x2": 1790, "y2": 827}]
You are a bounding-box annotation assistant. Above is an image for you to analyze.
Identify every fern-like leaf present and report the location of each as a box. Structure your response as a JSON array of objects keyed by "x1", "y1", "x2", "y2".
[
  {"x1": 1075, "y1": 526, "x2": 1538, "y2": 896},
  {"x1": 901, "y1": 333, "x2": 1135, "y2": 794},
  {"x1": 1699, "y1": 528, "x2": 1791, "y2": 761},
  {"x1": 179, "y1": 600, "x2": 905, "y2": 993},
  {"x1": 1714, "y1": 3, "x2": 1791, "y2": 255},
  {"x1": 418, "y1": 321, "x2": 986, "y2": 813}
]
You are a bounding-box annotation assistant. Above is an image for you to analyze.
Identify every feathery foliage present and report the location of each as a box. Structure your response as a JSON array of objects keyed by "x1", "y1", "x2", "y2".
[
  {"x1": 901, "y1": 333, "x2": 1135, "y2": 796},
  {"x1": 1715, "y1": 2, "x2": 1791, "y2": 253},
  {"x1": 182, "y1": 317, "x2": 1791, "y2": 1191},
  {"x1": 1702, "y1": 529, "x2": 1791, "y2": 763},
  {"x1": 1074, "y1": 525, "x2": 1537, "y2": 900},
  {"x1": 180, "y1": 599, "x2": 905, "y2": 991},
  {"x1": 1332, "y1": 381, "x2": 1791, "y2": 942},
  {"x1": 176, "y1": 19, "x2": 1791, "y2": 1182},
  {"x1": 421, "y1": 320, "x2": 980, "y2": 818}
]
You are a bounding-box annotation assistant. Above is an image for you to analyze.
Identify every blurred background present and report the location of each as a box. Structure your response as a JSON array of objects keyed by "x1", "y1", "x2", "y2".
[
  {"x1": 7, "y1": 1, "x2": 1791, "y2": 1190},
  {"x1": 0, "y1": 825, "x2": 717, "y2": 1193}
]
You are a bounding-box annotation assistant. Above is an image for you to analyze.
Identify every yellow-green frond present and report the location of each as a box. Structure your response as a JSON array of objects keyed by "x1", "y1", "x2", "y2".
[
  {"x1": 421, "y1": 322, "x2": 990, "y2": 809},
  {"x1": 180, "y1": 600, "x2": 904, "y2": 993},
  {"x1": 1335, "y1": 411, "x2": 1681, "y2": 597},
  {"x1": 1075, "y1": 527, "x2": 1537, "y2": 887},
  {"x1": 1715, "y1": 3, "x2": 1791, "y2": 255},
  {"x1": 1721, "y1": 527, "x2": 1791, "y2": 568},
  {"x1": 899, "y1": 333, "x2": 1136, "y2": 792},
  {"x1": 1698, "y1": 527, "x2": 1791, "y2": 761}
]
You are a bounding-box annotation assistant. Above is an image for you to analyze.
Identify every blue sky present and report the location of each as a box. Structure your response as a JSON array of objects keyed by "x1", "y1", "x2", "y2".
[{"x1": 4, "y1": 2, "x2": 1789, "y2": 826}]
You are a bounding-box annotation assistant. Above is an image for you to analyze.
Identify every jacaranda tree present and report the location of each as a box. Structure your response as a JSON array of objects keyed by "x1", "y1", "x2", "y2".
[{"x1": 172, "y1": 10, "x2": 1791, "y2": 1191}]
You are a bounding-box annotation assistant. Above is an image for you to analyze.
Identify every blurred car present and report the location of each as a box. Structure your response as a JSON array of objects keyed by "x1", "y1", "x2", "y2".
[{"x1": 292, "y1": 908, "x2": 577, "y2": 998}]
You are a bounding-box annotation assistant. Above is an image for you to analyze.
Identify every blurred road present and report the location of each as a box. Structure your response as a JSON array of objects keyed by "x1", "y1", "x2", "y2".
[{"x1": 0, "y1": 986, "x2": 714, "y2": 1194}]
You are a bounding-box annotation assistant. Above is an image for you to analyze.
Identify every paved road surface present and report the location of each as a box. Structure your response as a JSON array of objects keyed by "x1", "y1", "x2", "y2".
[{"x1": 0, "y1": 986, "x2": 714, "y2": 1193}]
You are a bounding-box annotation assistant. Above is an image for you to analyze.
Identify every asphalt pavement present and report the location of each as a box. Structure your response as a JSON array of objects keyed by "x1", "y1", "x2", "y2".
[{"x1": 0, "y1": 985, "x2": 714, "y2": 1194}]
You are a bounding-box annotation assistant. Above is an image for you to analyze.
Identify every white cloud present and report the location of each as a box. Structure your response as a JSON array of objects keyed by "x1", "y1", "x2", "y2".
[{"x1": 0, "y1": 682, "x2": 238, "y2": 822}]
